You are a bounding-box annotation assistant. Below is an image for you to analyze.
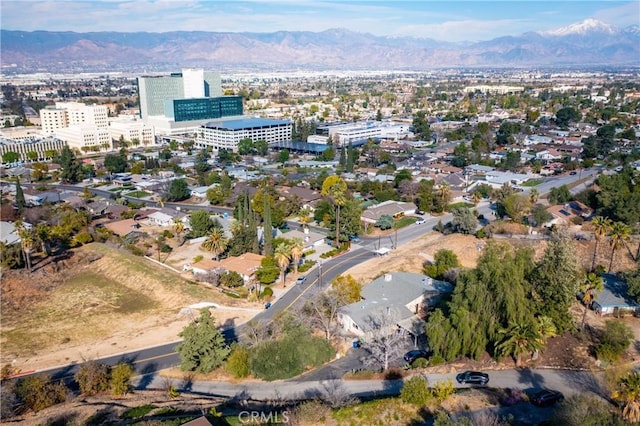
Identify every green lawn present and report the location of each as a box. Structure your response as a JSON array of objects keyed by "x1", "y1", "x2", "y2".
[
  {"x1": 126, "y1": 190, "x2": 151, "y2": 198},
  {"x1": 521, "y1": 179, "x2": 543, "y2": 187},
  {"x1": 394, "y1": 216, "x2": 417, "y2": 229},
  {"x1": 447, "y1": 202, "x2": 474, "y2": 210}
]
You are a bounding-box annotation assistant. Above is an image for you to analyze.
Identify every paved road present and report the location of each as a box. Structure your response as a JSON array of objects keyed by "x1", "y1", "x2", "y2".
[{"x1": 132, "y1": 367, "x2": 605, "y2": 400}]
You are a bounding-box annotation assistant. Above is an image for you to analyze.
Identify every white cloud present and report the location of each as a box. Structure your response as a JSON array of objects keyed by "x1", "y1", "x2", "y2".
[
  {"x1": 593, "y1": 2, "x2": 640, "y2": 27},
  {"x1": 392, "y1": 19, "x2": 532, "y2": 42}
]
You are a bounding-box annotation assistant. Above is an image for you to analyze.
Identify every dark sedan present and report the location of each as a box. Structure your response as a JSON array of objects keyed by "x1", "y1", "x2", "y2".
[
  {"x1": 403, "y1": 349, "x2": 431, "y2": 364},
  {"x1": 456, "y1": 371, "x2": 489, "y2": 385},
  {"x1": 530, "y1": 389, "x2": 564, "y2": 407}
]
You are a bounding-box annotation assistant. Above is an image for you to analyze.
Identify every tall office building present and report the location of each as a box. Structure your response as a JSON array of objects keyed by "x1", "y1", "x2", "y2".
[
  {"x1": 137, "y1": 69, "x2": 222, "y2": 119},
  {"x1": 40, "y1": 102, "x2": 109, "y2": 135}
]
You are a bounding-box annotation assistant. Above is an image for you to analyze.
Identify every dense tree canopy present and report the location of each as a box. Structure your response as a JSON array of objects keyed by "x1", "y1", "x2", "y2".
[{"x1": 176, "y1": 309, "x2": 230, "y2": 373}]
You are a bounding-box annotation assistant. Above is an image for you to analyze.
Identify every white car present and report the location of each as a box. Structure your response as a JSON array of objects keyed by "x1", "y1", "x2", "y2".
[{"x1": 415, "y1": 219, "x2": 425, "y2": 225}]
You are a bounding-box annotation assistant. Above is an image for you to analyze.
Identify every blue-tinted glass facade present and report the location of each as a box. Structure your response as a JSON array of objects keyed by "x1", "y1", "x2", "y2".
[{"x1": 166, "y1": 96, "x2": 243, "y2": 122}]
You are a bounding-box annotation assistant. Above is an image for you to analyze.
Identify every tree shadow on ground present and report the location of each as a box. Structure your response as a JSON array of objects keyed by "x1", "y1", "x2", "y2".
[{"x1": 515, "y1": 367, "x2": 546, "y2": 389}]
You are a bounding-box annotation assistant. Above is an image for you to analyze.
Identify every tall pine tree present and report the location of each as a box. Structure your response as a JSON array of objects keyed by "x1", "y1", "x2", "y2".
[
  {"x1": 15, "y1": 176, "x2": 26, "y2": 212},
  {"x1": 263, "y1": 195, "x2": 273, "y2": 256}
]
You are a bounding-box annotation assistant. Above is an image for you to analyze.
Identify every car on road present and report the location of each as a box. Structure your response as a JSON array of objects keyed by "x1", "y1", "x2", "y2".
[
  {"x1": 569, "y1": 171, "x2": 577, "y2": 175},
  {"x1": 349, "y1": 235, "x2": 361, "y2": 243},
  {"x1": 530, "y1": 389, "x2": 564, "y2": 407},
  {"x1": 296, "y1": 276, "x2": 307, "y2": 285},
  {"x1": 415, "y1": 219, "x2": 425, "y2": 225},
  {"x1": 403, "y1": 349, "x2": 431, "y2": 364},
  {"x1": 456, "y1": 371, "x2": 489, "y2": 385}
]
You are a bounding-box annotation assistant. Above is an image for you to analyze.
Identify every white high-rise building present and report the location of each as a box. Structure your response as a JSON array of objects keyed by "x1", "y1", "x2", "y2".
[
  {"x1": 182, "y1": 68, "x2": 205, "y2": 98},
  {"x1": 40, "y1": 108, "x2": 68, "y2": 134},
  {"x1": 137, "y1": 69, "x2": 222, "y2": 119},
  {"x1": 40, "y1": 102, "x2": 109, "y2": 135}
]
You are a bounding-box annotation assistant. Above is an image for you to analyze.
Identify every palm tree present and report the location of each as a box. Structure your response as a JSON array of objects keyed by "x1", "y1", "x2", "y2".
[
  {"x1": 608, "y1": 221, "x2": 631, "y2": 272},
  {"x1": 289, "y1": 238, "x2": 304, "y2": 275},
  {"x1": 15, "y1": 222, "x2": 34, "y2": 273},
  {"x1": 201, "y1": 228, "x2": 228, "y2": 261},
  {"x1": 579, "y1": 272, "x2": 604, "y2": 329},
  {"x1": 274, "y1": 242, "x2": 291, "y2": 286},
  {"x1": 437, "y1": 182, "x2": 451, "y2": 207},
  {"x1": 35, "y1": 222, "x2": 52, "y2": 257},
  {"x1": 173, "y1": 217, "x2": 185, "y2": 245},
  {"x1": 496, "y1": 322, "x2": 543, "y2": 367},
  {"x1": 321, "y1": 176, "x2": 347, "y2": 245},
  {"x1": 591, "y1": 216, "x2": 612, "y2": 271},
  {"x1": 613, "y1": 371, "x2": 640, "y2": 423},
  {"x1": 529, "y1": 188, "x2": 539, "y2": 204},
  {"x1": 298, "y1": 207, "x2": 312, "y2": 230}
]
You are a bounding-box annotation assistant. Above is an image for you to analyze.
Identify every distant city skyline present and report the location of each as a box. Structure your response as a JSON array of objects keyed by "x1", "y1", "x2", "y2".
[{"x1": 2, "y1": 1, "x2": 639, "y2": 43}]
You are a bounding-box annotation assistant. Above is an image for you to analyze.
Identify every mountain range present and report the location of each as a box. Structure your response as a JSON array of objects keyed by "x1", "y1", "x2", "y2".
[{"x1": 1, "y1": 19, "x2": 638, "y2": 74}]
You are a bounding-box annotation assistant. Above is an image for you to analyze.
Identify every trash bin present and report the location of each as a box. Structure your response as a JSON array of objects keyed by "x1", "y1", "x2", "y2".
[
  {"x1": 265, "y1": 302, "x2": 271, "y2": 309},
  {"x1": 352, "y1": 340, "x2": 360, "y2": 348}
]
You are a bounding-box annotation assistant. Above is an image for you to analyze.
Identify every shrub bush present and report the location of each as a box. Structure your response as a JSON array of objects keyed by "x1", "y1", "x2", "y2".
[
  {"x1": 161, "y1": 230, "x2": 174, "y2": 238},
  {"x1": 110, "y1": 363, "x2": 134, "y2": 396},
  {"x1": 126, "y1": 244, "x2": 145, "y2": 256},
  {"x1": 431, "y1": 379, "x2": 455, "y2": 403},
  {"x1": 74, "y1": 231, "x2": 93, "y2": 245},
  {"x1": 16, "y1": 375, "x2": 67, "y2": 412},
  {"x1": 596, "y1": 320, "x2": 634, "y2": 363},
  {"x1": 476, "y1": 228, "x2": 486, "y2": 239},
  {"x1": 250, "y1": 332, "x2": 334, "y2": 381},
  {"x1": 220, "y1": 271, "x2": 244, "y2": 288},
  {"x1": 261, "y1": 286, "x2": 273, "y2": 299},
  {"x1": 411, "y1": 358, "x2": 429, "y2": 369},
  {"x1": 74, "y1": 362, "x2": 109, "y2": 396},
  {"x1": 121, "y1": 404, "x2": 157, "y2": 419},
  {"x1": 401, "y1": 375, "x2": 431, "y2": 407},
  {"x1": 225, "y1": 344, "x2": 251, "y2": 378},
  {"x1": 290, "y1": 400, "x2": 332, "y2": 425},
  {"x1": 193, "y1": 255, "x2": 203, "y2": 263}
]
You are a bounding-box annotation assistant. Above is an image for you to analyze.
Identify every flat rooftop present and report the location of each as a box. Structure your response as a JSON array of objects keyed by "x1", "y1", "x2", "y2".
[{"x1": 203, "y1": 117, "x2": 290, "y2": 131}]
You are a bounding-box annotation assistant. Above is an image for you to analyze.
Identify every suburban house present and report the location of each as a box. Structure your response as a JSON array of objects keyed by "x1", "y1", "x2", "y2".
[
  {"x1": 102, "y1": 218, "x2": 141, "y2": 238},
  {"x1": 191, "y1": 252, "x2": 264, "y2": 283},
  {"x1": 0, "y1": 221, "x2": 22, "y2": 246},
  {"x1": 282, "y1": 228, "x2": 325, "y2": 251},
  {"x1": 546, "y1": 201, "x2": 593, "y2": 226},
  {"x1": 338, "y1": 272, "x2": 453, "y2": 338},
  {"x1": 591, "y1": 274, "x2": 640, "y2": 316},
  {"x1": 361, "y1": 200, "x2": 417, "y2": 225},
  {"x1": 141, "y1": 207, "x2": 188, "y2": 227}
]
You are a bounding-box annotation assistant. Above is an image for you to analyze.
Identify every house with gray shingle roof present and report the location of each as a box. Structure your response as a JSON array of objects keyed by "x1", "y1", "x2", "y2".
[
  {"x1": 591, "y1": 274, "x2": 639, "y2": 316},
  {"x1": 338, "y1": 272, "x2": 452, "y2": 338},
  {"x1": 361, "y1": 200, "x2": 417, "y2": 225}
]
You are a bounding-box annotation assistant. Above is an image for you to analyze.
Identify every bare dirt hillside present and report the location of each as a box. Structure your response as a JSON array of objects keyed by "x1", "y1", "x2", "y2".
[{"x1": 0, "y1": 243, "x2": 256, "y2": 373}]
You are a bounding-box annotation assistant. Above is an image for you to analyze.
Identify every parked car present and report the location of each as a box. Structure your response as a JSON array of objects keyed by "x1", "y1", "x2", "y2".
[
  {"x1": 530, "y1": 389, "x2": 564, "y2": 407},
  {"x1": 415, "y1": 219, "x2": 425, "y2": 225},
  {"x1": 403, "y1": 349, "x2": 431, "y2": 364},
  {"x1": 349, "y1": 235, "x2": 361, "y2": 243},
  {"x1": 456, "y1": 371, "x2": 489, "y2": 385},
  {"x1": 415, "y1": 209, "x2": 425, "y2": 215},
  {"x1": 296, "y1": 276, "x2": 307, "y2": 285}
]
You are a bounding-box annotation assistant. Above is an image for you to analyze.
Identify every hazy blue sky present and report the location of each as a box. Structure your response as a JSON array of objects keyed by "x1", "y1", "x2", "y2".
[{"x1": 2, "y1": 1, "x2": 639, "y2": 42}]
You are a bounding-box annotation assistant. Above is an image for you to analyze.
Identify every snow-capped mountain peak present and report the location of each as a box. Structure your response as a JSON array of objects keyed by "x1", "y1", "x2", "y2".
[{"x1": 542, "y1": 18, "x2": 616, "y2": 36}]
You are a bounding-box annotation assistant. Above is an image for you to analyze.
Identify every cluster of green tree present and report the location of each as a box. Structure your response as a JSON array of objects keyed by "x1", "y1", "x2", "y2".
[
  {"x1": 1, "y1": 207, "x2": 92, "y2": 271},
  {"x1": 338, "y1": 142, "x2": 358, "y2": 173},
  {"x1": 291, "y1": 116, "x2": 317, "y2": 142},
  {"x1": 592, "y1": 168, "x2": 640, "y2": 226},
  {"x1": 0, "y1": 361, "x2": 134, "y2": 418},
  {"x1": 176, "y1": 309, "x2": 334, "y2": 382},
  {"x1": 426, "y1": 236, "x2": 586, "y2": 365},
  {"x1": 237, "y1": 138, "x2": 268, "y2": 156}
]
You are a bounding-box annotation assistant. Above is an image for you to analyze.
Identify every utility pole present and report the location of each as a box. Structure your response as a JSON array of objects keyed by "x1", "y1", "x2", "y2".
[{"x1": 395, "y1": 228, "x2": 398, "y2": 249}]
